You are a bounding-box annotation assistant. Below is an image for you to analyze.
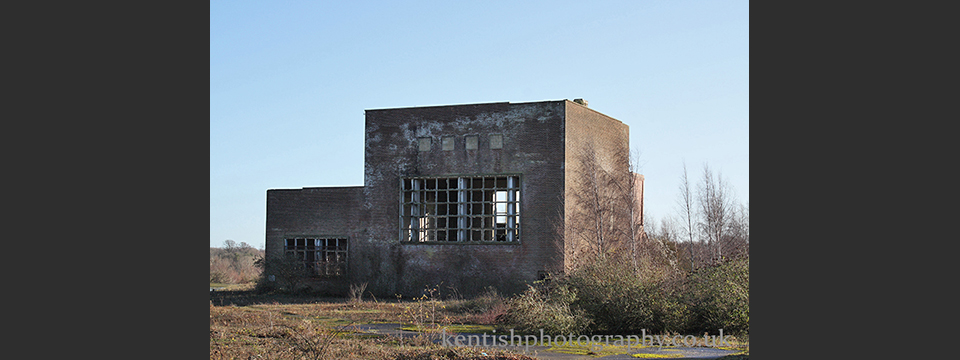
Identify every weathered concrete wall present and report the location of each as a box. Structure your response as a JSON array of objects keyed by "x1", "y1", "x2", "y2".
[{"x1": 362, "y1": 101, "x2": 568, "y2": 297}]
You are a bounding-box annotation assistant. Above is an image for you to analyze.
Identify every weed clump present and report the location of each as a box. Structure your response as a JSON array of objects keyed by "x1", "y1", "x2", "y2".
[{"x1": 499, "y1": 282, "x2": 592, "y2": 335}]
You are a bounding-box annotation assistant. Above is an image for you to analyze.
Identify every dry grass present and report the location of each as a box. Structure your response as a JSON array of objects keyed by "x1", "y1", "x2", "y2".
[
  {"x1": 210, "y1": 290, "x2": 746, "y2": 359},
  {"x1": 209, "y1": 294, "x2": 535, "y2": 360}
]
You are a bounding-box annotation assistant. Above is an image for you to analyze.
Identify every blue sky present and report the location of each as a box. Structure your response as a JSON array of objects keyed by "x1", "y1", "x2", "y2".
[{"x1": 211, "y1": 0, "x2": 749, "y2": 248}]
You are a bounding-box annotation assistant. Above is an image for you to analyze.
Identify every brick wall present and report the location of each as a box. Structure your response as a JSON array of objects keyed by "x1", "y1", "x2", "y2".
[
  {"x1": 563, "y1": 100, "x2": 632, "y2": 270},
  {"x1": 265, "y1": 186, "x2": 364, "y2": 293}
]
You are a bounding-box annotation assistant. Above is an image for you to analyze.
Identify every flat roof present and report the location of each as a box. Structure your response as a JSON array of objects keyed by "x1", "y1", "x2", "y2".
[{"x1": 364, "y1": 99, "x2": 564, "y2": 112}]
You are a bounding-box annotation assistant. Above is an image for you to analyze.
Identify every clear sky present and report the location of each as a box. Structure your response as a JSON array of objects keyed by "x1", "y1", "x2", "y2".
[{"x1": 211, "y1": 0, "x2": 749, "y2": 248}]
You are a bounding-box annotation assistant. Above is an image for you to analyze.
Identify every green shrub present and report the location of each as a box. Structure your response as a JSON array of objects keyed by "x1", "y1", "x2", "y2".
[
  {"x1": 499, "y1": 255, "x2": 748, "y2": 337},
  {"x1": 683, "y1": 257, "x2": 749, "y2": 335},
  {"x1": 564, "y1": 257, "x2": 688, "y2": 334}
]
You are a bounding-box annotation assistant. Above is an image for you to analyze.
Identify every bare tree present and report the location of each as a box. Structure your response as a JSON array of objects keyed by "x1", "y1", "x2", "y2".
[
  {"x1": 563, "y1": 141, "x2": 680, "y2": 280},
  {"x1": 676, "y1": 161, "x2": 701, "y2": 269},
  {"x1": 625, "y1": 149, "x2": 644, "y2": 273},
  {"x1": 722, "y1": 202, "x2": 749, "y2": 259},
  {"x1": 565, "y1": 140, "x2": 633, "y2": 269},
  {"x1": 677, "y1": 161, "x2": 695, "y2": 244},
  {"x1": 568, "y1": 143, "x2": 599, "y2": 264},
  {"x1": 650, "y1": 215, "x2": 696, "y2": 274},
  {"x1": 696, "y1": 164, "x2": 737, "y2": 265},
  {"x1": 634, "y1": 212, "x2": 683, "y2": 280}
]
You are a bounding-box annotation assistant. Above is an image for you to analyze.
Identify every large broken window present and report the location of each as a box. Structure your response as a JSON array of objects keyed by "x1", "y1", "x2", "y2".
[
  {"x1": 401, "y1": 175, "x2": 520, "y2": 242},
  {"x1": 283, "y1": 238, "x2": 348, "y2": 277}
]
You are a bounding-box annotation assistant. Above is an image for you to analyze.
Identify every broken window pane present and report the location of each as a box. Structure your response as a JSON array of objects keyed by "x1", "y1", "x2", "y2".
[
  {"x1": 283, "y1": 237, "x2": 348, "y2": 277},
  {"x1": 400, "y1": 175, "x2": 520, "y2": 243}
]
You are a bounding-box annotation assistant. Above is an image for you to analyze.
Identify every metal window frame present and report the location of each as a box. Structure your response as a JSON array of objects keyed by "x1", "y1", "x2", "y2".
[
  {"x1": 399, "y1": 174, "x2": 521, "y2": 244},
  {"x1": 282, "y1": 236, "x2": 349, "y2": 277}
]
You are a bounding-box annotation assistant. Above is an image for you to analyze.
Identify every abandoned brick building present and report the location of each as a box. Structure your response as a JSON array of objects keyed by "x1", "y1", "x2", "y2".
[{"x1": 264, "y1": 99, "x2": 642, "y2": 297}]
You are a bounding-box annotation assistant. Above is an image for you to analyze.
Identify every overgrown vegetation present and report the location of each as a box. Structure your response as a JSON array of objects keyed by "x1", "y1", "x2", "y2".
[
  {"x1": 683, "y1": 257, "x2": 749, "y2": 335},
  {"x1": 210, "y1": 280, "x2": 747, "y2": 359},
  {"x1": 498, "y1": 155, "x2": 749, "y2": 345},
  {"x1": 563, "y1": 257, "x2": 686, "y2": 334},
  {"x1": 211, "y1": 259, "x2": 747, "y2": 359},
  {"x1": 210, "y1": 240, "x2": 263, "y2": 284},
  {"x1": 498, "y1": 255, "x2": 748, "y2": 338}
]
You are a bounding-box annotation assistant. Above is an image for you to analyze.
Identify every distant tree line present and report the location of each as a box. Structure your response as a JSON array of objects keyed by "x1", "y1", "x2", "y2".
[
  {"x1": 210, "y1": 240, "x2": 264, "y2": 284},
  {"x1": 645, "y1": 162, "x2": 749, "y2": 271}
]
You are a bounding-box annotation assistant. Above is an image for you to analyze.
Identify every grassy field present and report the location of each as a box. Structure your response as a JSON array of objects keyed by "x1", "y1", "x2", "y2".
[
  {"x1": 210, "y1": 286, "x2": 538, "y2": 360},
  {"x1": 209, "y1": 285, "x2": 748, "y2": 359}
]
